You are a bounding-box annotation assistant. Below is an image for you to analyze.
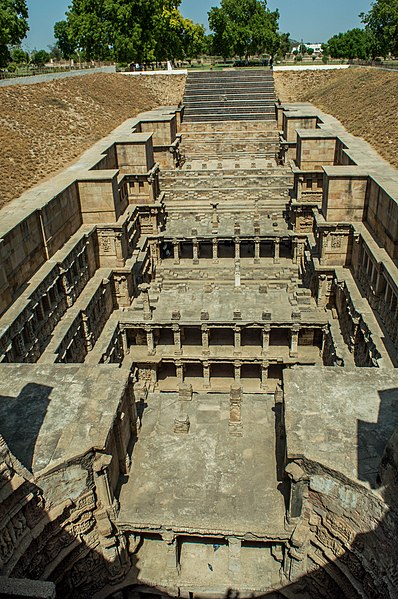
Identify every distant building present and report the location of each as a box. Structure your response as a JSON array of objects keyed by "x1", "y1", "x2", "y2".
[{"x1": 292, "y1": 43, "x2": 323, "y2": 54}]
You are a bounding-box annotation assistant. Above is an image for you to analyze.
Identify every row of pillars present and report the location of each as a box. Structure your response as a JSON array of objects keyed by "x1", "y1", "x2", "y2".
[
  {"x1": 170, "y1": 238, "x2": 303, "y2": 265},
  {"x1": 159, "y1": 532, "x2": 254, "y2": 577},
  {"x1": 123, "y1": 324, "x2": 303, "y2": 359}
]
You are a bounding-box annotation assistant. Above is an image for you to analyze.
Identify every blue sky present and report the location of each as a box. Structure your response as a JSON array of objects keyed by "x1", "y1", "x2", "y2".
[{"x1": 25, "y1": 0, "x2": 373, "y2": 51}]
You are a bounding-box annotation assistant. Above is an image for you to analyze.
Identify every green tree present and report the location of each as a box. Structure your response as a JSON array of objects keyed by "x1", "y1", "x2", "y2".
[
  {"x1": 277, "y1": 32, "x2": 290, "y2": 59},
  {"x1": 54, "y1": 20, "x2": 76, "y2": 60},
  {"x1": 0, "y1": 0, "x2": 29, "y2": 67},
  {"x1": 31, "y1": 49, "x2": 50, "y2": 66},
  {"x1": 299, "y1": 43, "x2": 307, "y2": 54},
  {"x1": 307, "y1": 47, "x2": 314, "y2": 56},
  {"x1": 361, "y1": 0, "x2": 398, "y2": 58},
  {"x1": 10, "y1": 45, "x2": 28, "y2": 63},
  {"x1": 62, "y1": 0, "x2": 110, "y2": 61},
  {"x1": 208, "y1": 0, "x2": 280, "y2": 59},
  {"x1": 326, "y1": 28, "x2": 372, "y2": 60}
]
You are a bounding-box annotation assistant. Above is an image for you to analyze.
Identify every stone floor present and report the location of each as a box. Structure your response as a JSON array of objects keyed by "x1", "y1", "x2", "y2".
[{"x1": 118, "y1": 392, "x2": 286, "y2": 537}]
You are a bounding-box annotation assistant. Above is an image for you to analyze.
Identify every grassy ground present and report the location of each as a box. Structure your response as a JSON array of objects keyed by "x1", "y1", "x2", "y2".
[
  {"x1": 0, "y1": 73, "x2": 186, "y2": 209},
  {"x1": 274, "y1": 67, "x2": 398, "y2": 169}
]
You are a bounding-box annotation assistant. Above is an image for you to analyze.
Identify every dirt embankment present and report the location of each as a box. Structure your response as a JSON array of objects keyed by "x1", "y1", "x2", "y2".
[
  {"x1": 0, "y1": 73, "x2": 186, "y2": 208},
  {"x1": 274, "y1": 68, "x2": 398, "y2": 169}
]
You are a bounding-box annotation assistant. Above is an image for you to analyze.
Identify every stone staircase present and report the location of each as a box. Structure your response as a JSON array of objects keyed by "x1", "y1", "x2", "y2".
[{"x1": 183, "y1": 70, "x2": 276, "y2": 122}]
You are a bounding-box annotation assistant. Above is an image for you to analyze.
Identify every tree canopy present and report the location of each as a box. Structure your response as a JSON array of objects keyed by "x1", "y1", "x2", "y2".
[
  {"x1": 0, "y1": 0, "x2": 29, "y2": 66},
  {"x1": 54, "y1": 0, "x2": 205, "y2": 64},
  {"x1": 324, "y1": 28, "x2": 372, "y2": 60},
  {"x1": 208, "y1": 0, "x2": 280, "y2": 59},
  {"x1": 361, "y1": 0, "x2": 398, "y2": 58}
]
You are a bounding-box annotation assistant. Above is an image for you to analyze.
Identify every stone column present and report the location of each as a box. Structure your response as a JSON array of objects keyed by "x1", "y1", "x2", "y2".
[
  {"x1": 211, "y1": 202, "x2": 219, "y2": 233},
  {"x1": 176, "y1": 361, "x2": 184, "y2": 384},
  {"x1": 290, "y1": 326, "x2": 299, "y2": 358},
  {"x1": 234, "y1": 361, "x2": 241, "y2": 383},
  {"x1": 193, "y1": 239, "x2": 199, "y2": 264},
  {"x1": 234, "y1": 237, "x2": 240, "y2": 260},
  {"x1": 173, "y1": 324, "x2": 182, "y2": 355},
  {"x1": 292, "y1": 239, "x2": 298, "y2": 264},
  {"x1": 320, "y1": 325, "x2": 329, "y2": 359},
  {"x1": 262, "y1": 325, "x2": 270, "y2": 356},
  {"x1": 93, "y1": 454, "x2": 113, "y2": 510},
  {"x1": 82, "y1": 315, "x2": 93, "y2": 351},
  {"x1": 234, "y1": 259, "x2": 241, "y2": 287},
  {"x1": 317, "y1": 274, "x2": 328, "y2": 307},
  {"x1": 229, "y1": 383, "x2": 242, "y2": 436},
  {"x1": 254, "y1": 237, "x2": 260, "y2": 263},
  {"x1": 274, "y1": 239, "x2": 280, "y2": 264},
  {"x1": 202, "y1": 325, "x2": 209, "y2": 355},
  {"x1": 138, "y1": 283, "x2": 151, "y2": 320},
  {"x1": 162, "y1": 532, "x2": 179, "y2": 574},
  {"x1": 174, "y1": 385, "x2": 191, "y2": 434},
  {"x1": 261, "y1": 360, "x2": 269, "y2": 391},
  {"x1": 212, "y1": 238, "x2": 218, "y2": 263},
  {"x1": 203, "y1": 361, "x2": 210, "y2": 389},
  {"x1": 172, "y1": 239, "x2": 180, "y2": 265},
  {"x1": 121, "y1": 327, "x2": 129, "y2": 356},
  {"x1": 234, "y1": 326, "x2": 241, "y2": 355},
  {"x1": 145, "y1": 325, "x2": 155, "y2": 356},
  {"x1": 228, "y1": 537, "x2": 242, "y2": 574}
]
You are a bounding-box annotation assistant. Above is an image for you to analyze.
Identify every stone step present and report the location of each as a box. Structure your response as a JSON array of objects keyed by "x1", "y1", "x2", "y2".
[
  {"x1": 183, "y1": 114, "x2": 276, "y2": 122},
  {"x1": 184, "y1": 101, "x2": 276, "y2": 110},
  {"x1": 184, "y1": 92, "x2": 275, "y2": 101}
]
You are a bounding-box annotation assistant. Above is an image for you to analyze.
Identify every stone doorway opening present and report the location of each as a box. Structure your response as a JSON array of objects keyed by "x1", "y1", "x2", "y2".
[
  {"x1": 184, "y1": 362, "x2": 203, "y2": 388},
  {"x1": 270, "y1": 328, "x2": 290, "y2": 348},
  {"x1": 157, "y1": 362, "x2": 177, "y2": 391},
  {"x1": 218, "y1": 240, "x2": 234, "y2": 258},
  {"x1": 241, "y1": 363, "x2": 261, "y2": 392},
  {"x1": 180, "y1": 242, "x2": 193, "y2": 259},
  {"x1": 209, "y1": 328, "x2": 234, "y2": 347},
  {"x1": 199, "y1": 241, "x2": 212, "y2": 259},
  {"x1": 241, "y1": 241, "x2": 254, "y2": 258},
  {"x1": 183, "y1": 327, "x2": 202, "y2": 347},
  {"x1": 210, "y1": 363, "x2": 234, "y2": 389},
  {"x1": 242, "y1": 327, "x2": 261, "y2": 347},
  {"x1": 260, "y1": 240, "x2": 274, "y2": 258}
]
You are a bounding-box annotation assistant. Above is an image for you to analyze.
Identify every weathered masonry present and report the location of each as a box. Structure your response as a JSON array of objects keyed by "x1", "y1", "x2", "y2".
[{"x1": 0, "y1": 69, "x2": 397, "y2": 599}]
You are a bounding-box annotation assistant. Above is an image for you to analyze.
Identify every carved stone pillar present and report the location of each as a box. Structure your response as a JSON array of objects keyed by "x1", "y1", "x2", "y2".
[
  {"x1": 162, "y1": 532, "x2": 179, "y2": 574},
  {"x1": 274, "y1": 239, "x2": 280, "y2": 264},
  {"x1": 229, "y1": 383, "x2": 242, "y2": 436},
  {"x1": 254, "y1": 237, "x2": 260, "y2": 263},
  {"x1": 121, "y1": 327, "x2": 129, "y2": 356},
  {"x1": 173, "y1": 239, "x2": 180, "y2": 265},
  {"x1": 234, "y1": 326, "x2": 241, "y2": 355},
  {"x1": 234, "y1": 258, "x2": 241, "y2": 287},
  {"x1": 234, "y1": 361, "x2": 241, "y2": 383},
  {"x1": 211, "y1": 202, "x2": 219, "y2": 233},
  {"x1": 203, "y1": 361, "x2": 210, "y2": 388},
  {"x1": 173, "y1": 324, "x2": 182, "y2": 355},
  {"x1": 93, "y1": 454, "x2": 113, "y2": 510},
  {"x1": 176, "y1": 361, "x2": 184, "y2": 384},
  {"x1": 174, "y1": 385, "x2": 191, "y2": 434},
  {"x1": 212, "y1": 238, "x2": 218, "y2": 263},
  {"x1": 138, "y1": 283, "x2": 151, "y2": 320},
  {"x1": 290, "y1": 326, "x2": 299, "y2": 358},
  {"x1": 228, "y1": 537, "x2": 242, "y2": 574},
  {"x1": 262, "y1": 325, "x2": 270, "y2": 356},
  {"x1": 82, "y1": 315, "x2": 93, "y2": 351},
  {"x1": 261, "y1": 360, "x2": 269, "y2": 390},
  {"x1": 292, "y1": 239, "x2": 298, "y2": 264},
  {"x1": 193, "y1": 239, "x2": 199, "y2": 264},
  {"x1": 145, "y1": 325, "x2": 155, "y2": 356},
  {"x1": 234, "y1": 237, "x2": 240, "y2": 260},
  {"x1": 202, "y1": 325, "x2": 209, "y2": 355}
]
